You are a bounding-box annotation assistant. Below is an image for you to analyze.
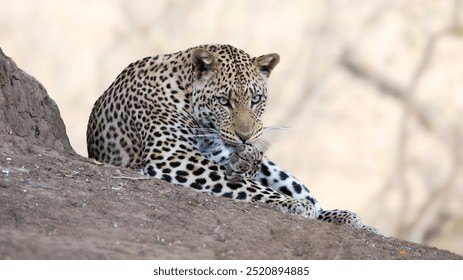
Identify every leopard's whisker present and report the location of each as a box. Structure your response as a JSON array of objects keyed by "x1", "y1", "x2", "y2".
[
  {"x1": 254, "y1": 139, "x2": 271, "y2": 152},
  {"x1": 188, "y1": 126, "x2": 220, "y2": 132},
  {"x1": 191, "y1": 129, "x2": 219, "y2": 134},
  {"x1": 263, "y1": 126, "x2": 291, "y2": 132},
  {"x1": 189, "y1": 134, "x2": 221, "y2": 138}
]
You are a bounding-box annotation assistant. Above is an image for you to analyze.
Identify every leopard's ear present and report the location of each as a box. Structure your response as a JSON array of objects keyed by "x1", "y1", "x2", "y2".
[
  {"x1": 192, "y1": 48, "x2": 218, "y2": 82},
  {"x1": 255, "y1": 53, "x2": 280, "y2": 77}
]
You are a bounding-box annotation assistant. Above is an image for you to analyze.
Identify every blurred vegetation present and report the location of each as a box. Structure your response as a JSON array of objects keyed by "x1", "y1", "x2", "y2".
[{"x1": 1, "y1": 0, "x2": 462, "y2": 255}]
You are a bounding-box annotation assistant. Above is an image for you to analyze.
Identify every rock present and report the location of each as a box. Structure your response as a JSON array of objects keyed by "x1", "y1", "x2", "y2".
[{"x1": 0, "y1": 48, "x2": 74, "y2": 154}]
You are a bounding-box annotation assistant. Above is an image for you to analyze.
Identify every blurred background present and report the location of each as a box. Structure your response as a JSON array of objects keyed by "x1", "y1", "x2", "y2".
[{"x1": 1, "y1": 0, "x2": 462, "y2": 255}]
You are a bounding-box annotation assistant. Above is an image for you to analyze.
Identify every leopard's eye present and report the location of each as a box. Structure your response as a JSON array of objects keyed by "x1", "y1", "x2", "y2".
[
  {"x1": 218, "y1": 97, "x2": 231, "y2": 107},
  {"x1": 251, "y1": 94, "x2": 262, "y2": 105}
]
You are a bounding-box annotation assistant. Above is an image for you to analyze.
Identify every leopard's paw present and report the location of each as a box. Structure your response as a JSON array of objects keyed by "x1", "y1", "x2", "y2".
[{"x1": 225, "y1": 143, "x2": 263, "y2": 181}]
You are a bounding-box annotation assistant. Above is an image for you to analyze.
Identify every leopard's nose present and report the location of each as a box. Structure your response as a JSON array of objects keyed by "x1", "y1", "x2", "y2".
[
  {"x1": 236, "y1": 129, "x2": 253, "y2": 142},
  {"x1": 233, "y1": 108, "x2": 254, "y2": 143}
]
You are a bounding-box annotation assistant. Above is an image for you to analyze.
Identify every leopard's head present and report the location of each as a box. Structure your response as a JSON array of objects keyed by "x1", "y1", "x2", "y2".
[{"x1": 191, "y1": 45, "x2": 279, "y2": 147}]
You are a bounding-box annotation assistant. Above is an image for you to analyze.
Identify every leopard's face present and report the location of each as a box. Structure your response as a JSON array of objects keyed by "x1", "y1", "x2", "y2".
[{"x1": 191, "y1": 45, "x2": 279, "y2": 147}]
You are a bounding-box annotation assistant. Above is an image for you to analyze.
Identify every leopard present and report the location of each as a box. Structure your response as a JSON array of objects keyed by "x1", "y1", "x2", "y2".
[{"x1": 87, "y1": 44, "x2": 381, "y2": 235}]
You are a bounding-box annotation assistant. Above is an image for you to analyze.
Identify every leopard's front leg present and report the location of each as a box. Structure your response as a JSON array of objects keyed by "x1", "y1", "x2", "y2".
[{"x1": 196, "y1": 137, "x2": 382, "y2": 235}]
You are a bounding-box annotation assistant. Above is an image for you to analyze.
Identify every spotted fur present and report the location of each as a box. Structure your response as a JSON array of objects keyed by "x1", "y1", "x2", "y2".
[{"x1": 87, "y1": 44, "x2": 380, "y2": 234}]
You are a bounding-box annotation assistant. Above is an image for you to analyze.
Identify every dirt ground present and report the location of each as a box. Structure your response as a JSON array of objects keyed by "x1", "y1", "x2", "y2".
[
  {"x1": 1, "y1": 148, "x2": 462, "y2": 260},
  {"x1": 0, "y1": 48, "x2": 461, "y2": 260}
]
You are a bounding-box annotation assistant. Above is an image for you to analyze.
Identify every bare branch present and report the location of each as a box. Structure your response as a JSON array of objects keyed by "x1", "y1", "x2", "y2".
[{"x1": 343, "y1": 0, "x2": 462, "y2": 242}]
